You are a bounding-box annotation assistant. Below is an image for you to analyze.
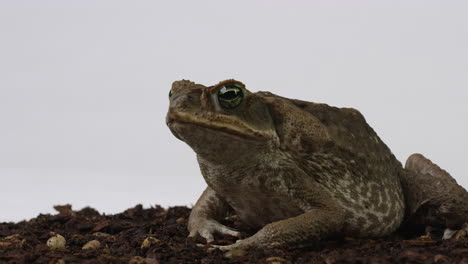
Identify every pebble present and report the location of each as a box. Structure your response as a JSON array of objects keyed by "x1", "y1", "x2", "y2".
[
  {"x1": 46, "y1": 234, "x2": 66, "y2": 250},
  {"x1": 141, "y1": 237, "x2": 160, "y2": 249},
  {"x1": 82, "y1": 239, "x2": 101, "y2": 250}
]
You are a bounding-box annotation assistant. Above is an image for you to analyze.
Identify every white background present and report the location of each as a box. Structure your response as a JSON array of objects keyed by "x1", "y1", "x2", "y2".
[{"x1": 1, "y1": 0, "x2": 467, "y2": 222}]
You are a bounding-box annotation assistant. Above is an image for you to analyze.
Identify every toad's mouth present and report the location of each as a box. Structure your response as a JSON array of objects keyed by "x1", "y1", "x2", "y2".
[{"x1": 166, "y1": 110, "x2": 272, "y2": 141}]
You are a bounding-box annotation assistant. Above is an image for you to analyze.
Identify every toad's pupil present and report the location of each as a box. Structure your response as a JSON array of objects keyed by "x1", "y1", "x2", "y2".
[
  {"x1": 219, "y1": 88, "x2": 240, "y2": 100},
  {"x1": 218, "y1": 85, "x2": 243, "y2": 109}
]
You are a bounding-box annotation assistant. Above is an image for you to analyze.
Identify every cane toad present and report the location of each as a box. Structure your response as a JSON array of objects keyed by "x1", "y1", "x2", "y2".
[{"x1": 166, "y1": 79, "x2": 468, "y2": 251}]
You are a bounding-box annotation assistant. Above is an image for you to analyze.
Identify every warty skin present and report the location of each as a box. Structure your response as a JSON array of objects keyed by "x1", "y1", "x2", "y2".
[{"x1": 166, "y1": 79, "x2": 468, "y2": 251}]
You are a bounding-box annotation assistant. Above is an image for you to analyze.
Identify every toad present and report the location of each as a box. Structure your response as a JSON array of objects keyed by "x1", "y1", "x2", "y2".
[{"x1": 166, "y1": 79, "x2": 468, "y2": 251}]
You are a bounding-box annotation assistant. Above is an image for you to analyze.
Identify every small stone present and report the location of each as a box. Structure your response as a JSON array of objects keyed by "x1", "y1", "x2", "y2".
[
  {"x1": 418, "y1": 232, "x2": 432, "y2": 240},
  {"x1": 46, "y1": 234, "x2": 66, "y2": 250},
  {"x1": 141, "y1": 237, "x2": 160, "y2": 249},
  {"x1": 82, "y1": 239, "x2": 101, "y2": 250},
  {"x1": 176, "y1": 217, "x2": 185, "y2": 224}
]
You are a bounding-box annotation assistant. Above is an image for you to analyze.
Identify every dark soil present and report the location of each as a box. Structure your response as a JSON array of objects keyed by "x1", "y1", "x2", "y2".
[{"x1": 1, "y1": 204, "x2": 467, "y2": 264}]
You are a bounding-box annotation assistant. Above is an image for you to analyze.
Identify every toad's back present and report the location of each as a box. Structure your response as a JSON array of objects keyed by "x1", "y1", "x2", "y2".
[{"x1": 259, "y1": 94, "x2": 406, "y2": 236}]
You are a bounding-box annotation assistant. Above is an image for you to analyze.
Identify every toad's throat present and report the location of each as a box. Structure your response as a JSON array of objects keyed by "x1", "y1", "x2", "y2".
[{"x1": 167, "y1": 111, "x2": 272, "y2": 141}]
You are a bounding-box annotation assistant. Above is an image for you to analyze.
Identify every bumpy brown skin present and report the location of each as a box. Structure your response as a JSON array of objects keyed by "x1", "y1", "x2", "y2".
[
  {"x1": 402, "y1": 154, "x2": 468, "y2": 231},
  {"x1": 166, "y1": 79, "x2": 468, "y2": 251}
]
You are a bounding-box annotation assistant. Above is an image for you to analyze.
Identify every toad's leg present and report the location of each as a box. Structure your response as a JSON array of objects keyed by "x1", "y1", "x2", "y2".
[
  {"x1": 401, "y1": 153, "x2": 468, "y2": 238},
  {"x1": 217, "y1": 180, "x2": 345, "y2": 251},
  {"x1": 405, "y1": 154, "x2": 456, "y2": 184},
  {"x1": 188, "y1": 187, "x2": 241, "y2": 242}
]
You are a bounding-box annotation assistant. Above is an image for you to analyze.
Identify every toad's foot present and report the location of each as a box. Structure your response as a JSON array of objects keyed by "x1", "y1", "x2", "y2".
[
  {"x1": 210, "y1": 239, "x2": 250, "y2": 258},
  {"x1": 212, "y1": 238, "x2": 254, "y2": 257},
  {"x1": 212, "y1": 239, "x2": 243, "y2": 250},
  {"x1": 188, "y1": 218, "x2": 241, "y2": 243}
]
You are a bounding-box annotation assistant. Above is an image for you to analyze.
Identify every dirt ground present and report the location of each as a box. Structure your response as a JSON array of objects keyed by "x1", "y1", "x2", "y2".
[{"x1": 1, "y1": 204, "x2": 467, "y2": 264}]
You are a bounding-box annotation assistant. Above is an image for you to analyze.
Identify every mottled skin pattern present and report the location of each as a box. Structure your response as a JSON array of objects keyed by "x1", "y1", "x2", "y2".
[{"x1": 166, "y1": 79, "x2": 468, "y2": 251}]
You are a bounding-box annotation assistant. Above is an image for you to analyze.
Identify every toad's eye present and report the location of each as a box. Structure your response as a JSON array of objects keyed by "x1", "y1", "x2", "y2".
[
  {"x1": 169, "y1": 89, "x2": 173, "y2": 98},
  {"x1": 218, "y1": 84, "x2": 243, "y2": 109}
]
